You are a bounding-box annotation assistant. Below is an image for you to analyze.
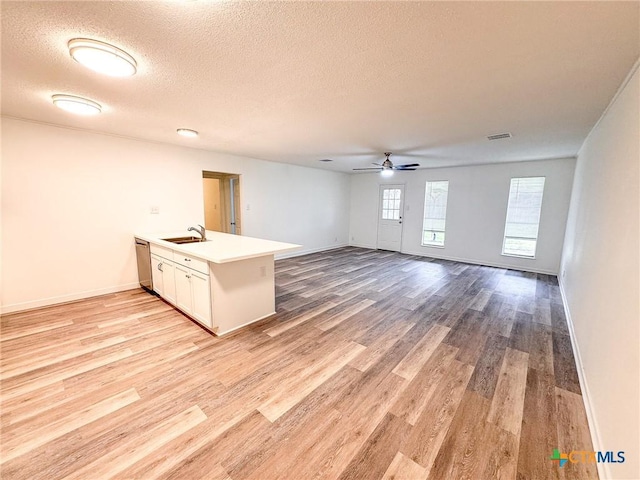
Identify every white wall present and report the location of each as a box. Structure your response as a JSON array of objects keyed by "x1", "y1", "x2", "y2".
[
  {"x1": 350, "y1": 158, "x2": 575, "y2": 274},
  {"x1": 1, "y1": 118, "x2": 350, "y2": 313},
  {"x1": 560, "y1": 63, "x2": 639, "y2": 480}
]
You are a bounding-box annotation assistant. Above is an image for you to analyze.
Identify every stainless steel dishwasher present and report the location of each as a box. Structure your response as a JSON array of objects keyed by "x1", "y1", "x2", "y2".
[{"x1": 134, "y1": 238, "x2": 153, "y2": 292}]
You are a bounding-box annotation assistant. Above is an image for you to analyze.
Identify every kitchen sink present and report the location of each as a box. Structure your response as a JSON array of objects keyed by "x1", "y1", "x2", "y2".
[{"x1": 162, "y1": 236, "x2": 208, "y2": 244}]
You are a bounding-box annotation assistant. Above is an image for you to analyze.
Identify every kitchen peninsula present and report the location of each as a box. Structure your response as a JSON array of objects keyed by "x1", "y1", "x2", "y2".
[{"x1": 134, "y1": 230, "x2": 301, "y2": 335}]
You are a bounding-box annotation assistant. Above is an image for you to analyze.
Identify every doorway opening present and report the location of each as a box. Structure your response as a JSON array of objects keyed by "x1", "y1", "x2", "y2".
[{"x1": 202, "y1": 171, "x2": 242, "y2": 235}]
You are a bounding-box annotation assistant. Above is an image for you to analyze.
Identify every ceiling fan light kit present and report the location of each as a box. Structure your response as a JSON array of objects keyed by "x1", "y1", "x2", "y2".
[{"x1": 352, "y1": 152, "x2": 420, "y2": 174}]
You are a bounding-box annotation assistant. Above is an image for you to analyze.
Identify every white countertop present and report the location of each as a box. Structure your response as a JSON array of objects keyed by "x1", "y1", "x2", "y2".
[{"x1": 135, "y1": 230, "x2": 301, "y2": 264}]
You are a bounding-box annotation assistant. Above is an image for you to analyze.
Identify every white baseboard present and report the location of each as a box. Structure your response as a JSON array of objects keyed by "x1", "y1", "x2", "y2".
[
  {"x1": 394, "y1": 248, "x2": 558, "y2": 275},
  {"x1": 348, "y1": 242, "x2": 378, "y2": 250},
  {"x1": 558, "y1": 278, "x2": 608, "y2": 480},
  {"x1": 0, "y1": 282, "x2": 141, "y2": 315},
  {"x1": 346, "y1": 244, "x2": 558, "y2": 274},
  {"x1": 215, "y1": 310, "x2": 276, "y2": 336},
  {"x1": 275, "y1": 243, "x2": 349, "y2": 260}
]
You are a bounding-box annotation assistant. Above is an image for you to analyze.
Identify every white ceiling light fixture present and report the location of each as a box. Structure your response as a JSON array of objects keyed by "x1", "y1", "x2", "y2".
[
  {"x1": 52, "y1": 94, "x2": 102, "y2": 115},
  {"x1": 68, "y1": 38, "x2": 137, "y2": 77},
  {"x1": 380, "y1": 169, "x2": 394, "y2": 177},
  {"x1": 177, "y1": 128, "x2": 198, "y2": 138}
]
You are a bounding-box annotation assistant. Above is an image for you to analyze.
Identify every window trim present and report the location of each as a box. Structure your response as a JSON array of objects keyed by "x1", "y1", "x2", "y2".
[
  {"x1": 421, "y1": 180, "x2": 449, "y2": 248},
  {"x1": 501, "y1": 176, "x2": 546, "y2": 259}
]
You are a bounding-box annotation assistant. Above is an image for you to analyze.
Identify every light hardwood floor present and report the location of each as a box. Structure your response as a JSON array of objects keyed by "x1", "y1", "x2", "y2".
[{"x1": 0, "y1": 247, "x2": 597, "y2": 479}]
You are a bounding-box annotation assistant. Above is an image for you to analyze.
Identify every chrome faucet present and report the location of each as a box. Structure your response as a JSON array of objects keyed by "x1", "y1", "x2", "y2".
[{"x1": 188, "y1": 224, "x2": 206, "y2": 241}]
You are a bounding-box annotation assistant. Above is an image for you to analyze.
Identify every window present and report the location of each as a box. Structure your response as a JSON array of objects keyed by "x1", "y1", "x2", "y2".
[
  {"x1": 422, "y1": 181, "x2": 449, "y2": 246},
  {"x1": 382, "y1": 188, "x2": 402, "y2": 220},
  {"x1": 502, "y1": 177, "x2": 545, "y2": 258}
]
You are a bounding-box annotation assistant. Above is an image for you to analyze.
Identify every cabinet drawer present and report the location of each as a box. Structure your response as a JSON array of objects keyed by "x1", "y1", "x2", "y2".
[
  {"x1": 174, "y1": 252, "x2": 209, "y2": 275},
  {"x1": 150, "y1": 244, "x2": 174, "y2": 261}
]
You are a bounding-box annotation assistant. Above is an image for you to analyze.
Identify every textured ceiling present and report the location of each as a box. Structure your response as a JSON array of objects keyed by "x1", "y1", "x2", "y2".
[{"x1": 1, "y1": 1, "x2": 639, "y2": 172}]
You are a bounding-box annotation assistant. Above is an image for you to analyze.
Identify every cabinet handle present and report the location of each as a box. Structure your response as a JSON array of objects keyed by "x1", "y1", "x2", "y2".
[
  {"x1": 158, "y1": 263, "x2": 163, "y2": 272},
  {"x1": 184, "y1": 258, "x2": 191, "y2": 262}
]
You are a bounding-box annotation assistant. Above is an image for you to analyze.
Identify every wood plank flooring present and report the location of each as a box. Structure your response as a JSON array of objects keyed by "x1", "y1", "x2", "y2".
[{"x1": 0, "y1": 247, "x2": 597, "y2": 479}]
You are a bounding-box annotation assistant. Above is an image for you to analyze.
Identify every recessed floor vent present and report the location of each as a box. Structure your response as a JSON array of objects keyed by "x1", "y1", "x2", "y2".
[{"x1": 487, "y1": 132, "x2": 512, "y2": 140}]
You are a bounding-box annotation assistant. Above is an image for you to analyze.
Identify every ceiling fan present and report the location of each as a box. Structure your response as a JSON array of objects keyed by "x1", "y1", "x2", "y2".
[{"x1": 353, "y1": 152, "x2": 420, "y2": 176}]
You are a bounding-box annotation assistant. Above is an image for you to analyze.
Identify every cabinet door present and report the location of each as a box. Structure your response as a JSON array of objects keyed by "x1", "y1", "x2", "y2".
[
  {"x1": 150, "y1": 254, "x2": 164, "y2": 297},
  {"x1": 190, "y1": 271, "x2": 212, "y2": 328},
  {"x1": 162, "y1": 259, "x2": 177, "y2": 305},
  {"x1": 174, "y1": 264, "x2": 192, "y2": 314}
]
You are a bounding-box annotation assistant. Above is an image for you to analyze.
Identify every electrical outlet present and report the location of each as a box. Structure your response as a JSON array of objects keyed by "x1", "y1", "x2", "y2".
[
  {"x1": 150, "y1": 206, "x2": 160, "y2": 214},
  {"x1": 246, "y1": 203, "x2": 251, "y2": 211}
]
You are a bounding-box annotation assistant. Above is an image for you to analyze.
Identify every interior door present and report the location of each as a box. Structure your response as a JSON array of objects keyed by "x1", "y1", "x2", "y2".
[{"x1": 377, "y1": 185, "x2": 405, "y2": 252}]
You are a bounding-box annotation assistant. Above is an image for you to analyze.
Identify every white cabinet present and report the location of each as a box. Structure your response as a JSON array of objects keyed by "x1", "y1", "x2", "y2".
[
  {"x1": 190, "y1": 271, "x2": 212, "y2": 326},
  {"x1": 175, "y1": 265, "x2": 192, "y2": 313},
  {"x1": 174, "y1": 253, "x2": 208, "y2": 275},
  {"x1": 161, "y1": 260, "x2": 177, "y2": 305},
  {"x1": 151, "y1": 244, "x2": 212, "y2": 329},
  {"x1": 137, "y1": 231, "x2": 299, "y2": 336},
  {"x1": 151, "y1": 253, "x2": 176, "y2": 305},
  {"x1": 151, "y1": 254, "x2": 164, "y2": 296},
  {"x1": 175, "y1": 264, "x2": 213, "y2": 328}
]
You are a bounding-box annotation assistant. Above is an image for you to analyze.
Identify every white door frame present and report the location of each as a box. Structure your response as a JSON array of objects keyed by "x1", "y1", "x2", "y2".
[{"x1": 376, "y1": 184, "x2": 405, "y2": 252}]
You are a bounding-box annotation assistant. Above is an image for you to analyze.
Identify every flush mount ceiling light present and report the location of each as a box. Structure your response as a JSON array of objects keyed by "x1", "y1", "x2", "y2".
[
  {"x1": 177, "y1": 128, "x2": 198, "y2": 138},
  {"x1": 52, "y1": 94, "x2": 102, "y2": 115},
  {"x1": 68, "y1": 38, "x2": 137, "y2": 77}
]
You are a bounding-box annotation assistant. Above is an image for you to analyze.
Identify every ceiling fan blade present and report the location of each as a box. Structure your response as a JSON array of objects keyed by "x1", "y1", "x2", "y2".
[
  {"x1": 395, "y1": 163, "x2": 420, "y2": 168},
  {"x1": 353, "y1": 168, "x2": 382, "y2": 171},
  {"x1": 393, "y1": 167, "x2": 417, "y2": 171}
]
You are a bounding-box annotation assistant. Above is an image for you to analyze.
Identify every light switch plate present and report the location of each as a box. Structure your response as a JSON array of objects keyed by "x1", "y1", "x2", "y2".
[{"x1": 150, "y1": 206, "x2": 160, "y2": 214}]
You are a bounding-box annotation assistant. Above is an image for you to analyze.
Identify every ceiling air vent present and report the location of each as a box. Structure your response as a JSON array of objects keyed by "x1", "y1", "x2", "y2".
[
  {"x1": 487, "y1": 132, "x2": 512, "y2": 141},
  {"x1": 318, "y1": 158, "x2": 333, "y2": 162}
]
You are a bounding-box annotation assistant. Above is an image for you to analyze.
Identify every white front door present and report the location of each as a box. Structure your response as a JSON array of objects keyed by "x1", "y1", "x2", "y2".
[{"x1": 377, "y1": 185, "x2": 404, "y2": 252}]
